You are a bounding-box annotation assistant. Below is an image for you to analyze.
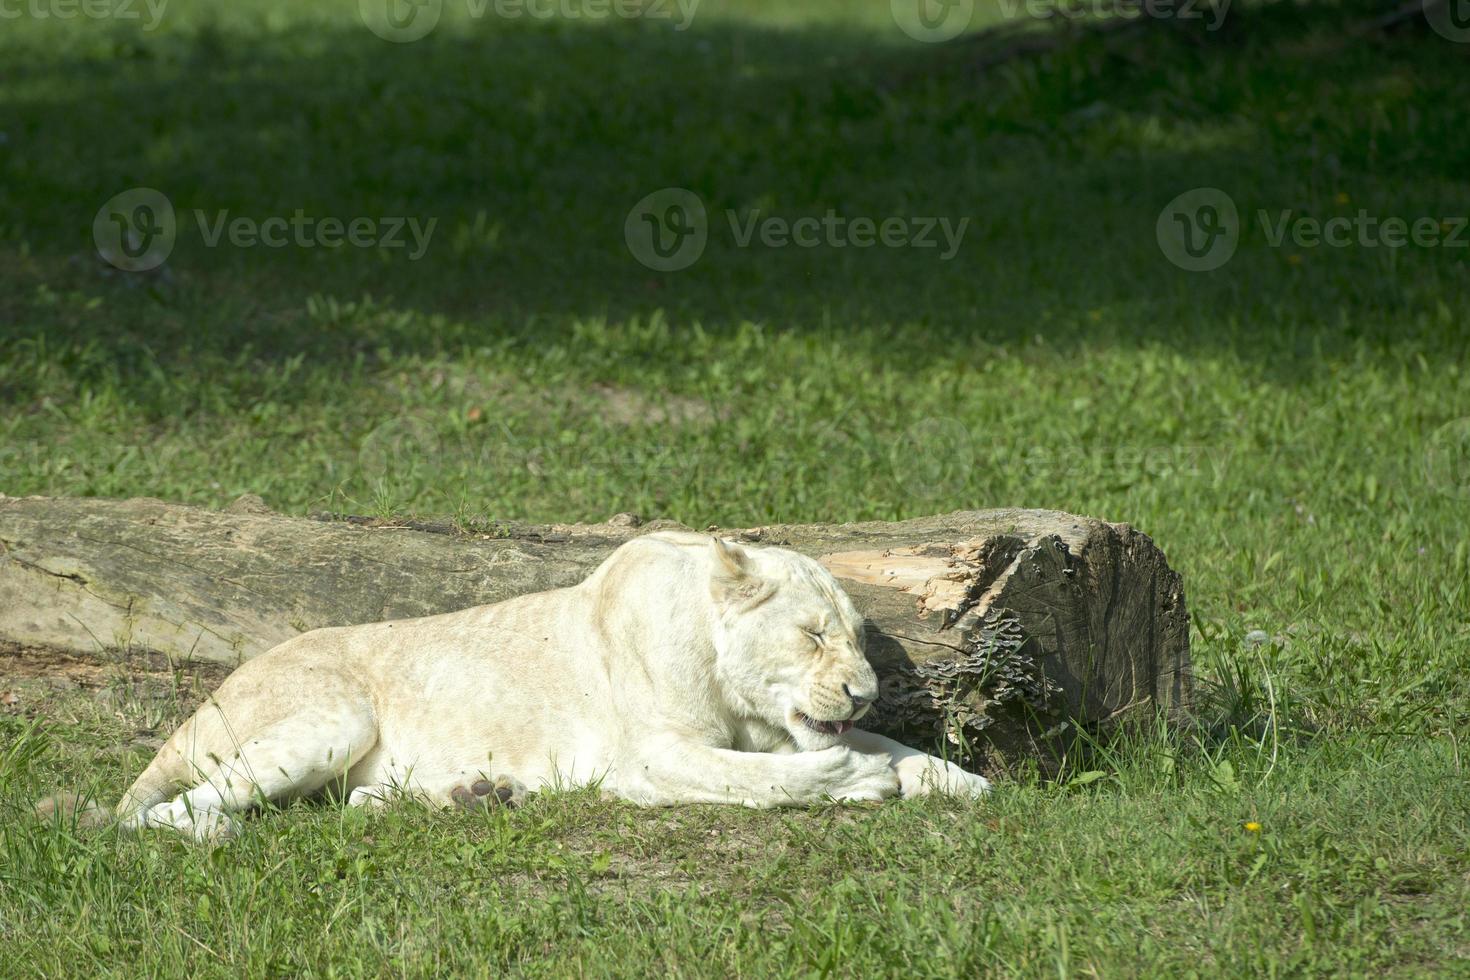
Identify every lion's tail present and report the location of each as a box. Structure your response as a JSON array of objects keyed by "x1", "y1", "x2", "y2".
[
  {"x1": 32, "y1": 791, "x2": 112, "y2": 830},
  {"x1": 33, "y1": 737, "x2": 189, "y2": 831}
]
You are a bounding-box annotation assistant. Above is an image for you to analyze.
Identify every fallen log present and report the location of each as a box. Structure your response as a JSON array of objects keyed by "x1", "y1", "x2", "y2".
[{"x1": 0, "y1": 495, "x2": 1191, "y2": 772}]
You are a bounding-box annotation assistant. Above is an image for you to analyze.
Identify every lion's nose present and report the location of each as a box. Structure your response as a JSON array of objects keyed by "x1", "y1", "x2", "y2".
[{"x1": 842, "y1": 683, "x2": 875, "y2": 713}]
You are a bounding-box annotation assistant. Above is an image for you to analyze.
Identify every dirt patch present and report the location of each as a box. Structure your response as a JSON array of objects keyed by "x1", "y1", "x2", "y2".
[
  {"x1": 0, "y1": 640, "x2": 230, "y2": 725},
  {"x1": 0, "y1": 641, "x2": 231, "y2": 689},
  {"x1": 586, "y1": 383, "x2": 720, "y2": 427}
]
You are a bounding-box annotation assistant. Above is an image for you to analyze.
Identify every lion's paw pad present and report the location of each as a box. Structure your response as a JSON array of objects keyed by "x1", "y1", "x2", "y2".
[{"x1": 450, "y1": 775, "x2": 526, "y2": 811}]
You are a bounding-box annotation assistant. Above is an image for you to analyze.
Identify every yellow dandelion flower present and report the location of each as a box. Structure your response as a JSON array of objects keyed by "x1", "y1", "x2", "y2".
[
  {"x1": 1334, "y1": 192, "x2": 1350, "y2": 205},
  {"x1": 1244, "y1": 821, "x2": 1262, "y2": 833}
]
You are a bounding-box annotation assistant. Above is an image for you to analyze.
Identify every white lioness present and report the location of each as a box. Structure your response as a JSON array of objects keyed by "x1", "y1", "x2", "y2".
[{"x1": 108, "y1": 532, "x2": 989, "y2": 839}]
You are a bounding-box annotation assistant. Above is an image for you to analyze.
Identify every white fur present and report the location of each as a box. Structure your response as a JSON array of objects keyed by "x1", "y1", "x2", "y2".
[{"x1": 114, "y1": 532, "x2": 989, "y2": 840}]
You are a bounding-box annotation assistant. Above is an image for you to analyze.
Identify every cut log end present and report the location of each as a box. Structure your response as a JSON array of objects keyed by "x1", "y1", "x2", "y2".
[{"x1": 812, "y1": 517, "x2": 1190, "y2": 771}]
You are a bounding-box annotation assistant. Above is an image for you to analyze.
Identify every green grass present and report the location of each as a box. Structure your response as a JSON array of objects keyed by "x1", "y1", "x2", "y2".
[
  {"x1": 2, "y1": 0, "x2": 1469, "y2": 974},
  {"x1": 4, "y1": 710, "x2": 1466, "y2": 976}
]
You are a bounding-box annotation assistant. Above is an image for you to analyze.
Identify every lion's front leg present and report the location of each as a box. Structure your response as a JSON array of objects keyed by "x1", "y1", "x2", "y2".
[
  {"x1": 841, "y1": 729, "x2": 992, "y2": 799},
  {"x1": 619, "y1": 736, "x2": 899, "y2": 807}
]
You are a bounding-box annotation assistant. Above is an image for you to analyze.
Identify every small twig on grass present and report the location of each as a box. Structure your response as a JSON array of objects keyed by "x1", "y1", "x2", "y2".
[
  {"x1": 970, "y1": 14, "x2": 1157, "y2": 71},
  {"x1": 1253, "y1": 643, "x2": 1279, "y2": 787},
  {"x1": 171, "y1": 923, "x2": 222, "y2": 961}
]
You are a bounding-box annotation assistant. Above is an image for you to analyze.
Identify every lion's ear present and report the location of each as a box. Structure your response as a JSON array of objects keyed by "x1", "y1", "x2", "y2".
[{"x1": 709, "y1": 538, "x2": 772, "y2": 609}]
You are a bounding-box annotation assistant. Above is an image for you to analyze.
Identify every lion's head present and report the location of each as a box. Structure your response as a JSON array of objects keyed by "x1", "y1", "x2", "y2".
[{"x1": 703, "y1": 537, "x2": 880, "y2": 751}]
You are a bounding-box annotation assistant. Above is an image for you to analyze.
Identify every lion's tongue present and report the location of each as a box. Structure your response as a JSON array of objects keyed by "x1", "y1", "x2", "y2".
[{"x1": 803, "y1": 714, "x2": 854, "y2": 736}]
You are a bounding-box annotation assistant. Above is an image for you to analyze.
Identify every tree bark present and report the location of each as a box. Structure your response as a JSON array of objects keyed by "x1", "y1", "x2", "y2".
[{"x1": 0, "y1": 495, "x2": 1191, "y2": 772}]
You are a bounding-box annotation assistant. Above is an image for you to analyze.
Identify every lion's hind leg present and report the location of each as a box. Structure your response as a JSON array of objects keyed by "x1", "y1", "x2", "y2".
[{"x1": 126, "y1": 707, "x2": 378, "y2": 841}]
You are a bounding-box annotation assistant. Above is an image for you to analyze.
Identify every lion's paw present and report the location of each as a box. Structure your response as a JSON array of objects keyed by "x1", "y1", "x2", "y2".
[
  {"x1": 897, "y1": 758, "x2": 992, "y2": 800},
  {"x1": 138, "y1": 800, "x2": 240, "y2": 842},
  {"x1": 193, "y1": 809, "x2": 242, "y2": 843},
  {"x1": 824, "y1": 748, "x2": 901, "y2": 802},
  {"x1": 450, "y1": 775, "x2": 527, "y2": 811}
]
